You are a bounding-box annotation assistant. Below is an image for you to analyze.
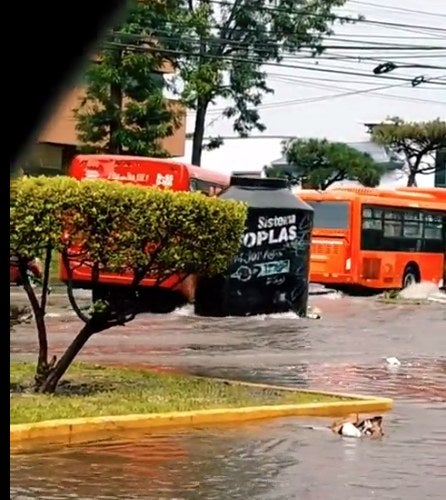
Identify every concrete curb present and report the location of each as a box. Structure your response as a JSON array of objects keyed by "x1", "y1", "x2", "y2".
[{"x1": 10, "y1": 385, "x2": 393, "y2": 450}]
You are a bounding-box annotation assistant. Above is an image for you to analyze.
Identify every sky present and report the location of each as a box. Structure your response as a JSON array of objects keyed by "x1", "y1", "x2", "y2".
[{"x1": 176, "y1": 0, "x2": 446, "y2": 178}]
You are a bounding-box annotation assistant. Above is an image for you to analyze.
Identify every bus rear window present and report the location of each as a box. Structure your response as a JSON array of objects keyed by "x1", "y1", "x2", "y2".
[{"x1": 307, "y1": 201, "x2": 350, "y2": 229}]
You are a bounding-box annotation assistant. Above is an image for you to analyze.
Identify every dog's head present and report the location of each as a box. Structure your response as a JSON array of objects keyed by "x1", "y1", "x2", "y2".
[{"x1": 358, "y1": 416, "x2": 384, "y2": 437}]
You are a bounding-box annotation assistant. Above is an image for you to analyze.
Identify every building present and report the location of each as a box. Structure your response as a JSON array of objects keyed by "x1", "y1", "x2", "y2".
[
  {"x1": 179, "y1": 136, "x2": 405, "y2": 181},
  {"x1": 268, "y1": 141, "x2": 404, "y2": 172},
  {"x1": 21, "y1": 76, "x2": 186, "y2": 176}
]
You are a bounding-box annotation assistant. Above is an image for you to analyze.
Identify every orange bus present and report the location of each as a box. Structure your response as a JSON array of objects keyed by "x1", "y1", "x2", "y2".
[
  {"x1": 397, "y1": 186, "x2": 446, "y2": 201},
  {"x1": 297, "y1": 187, "x2": 446, "y2": 292},
  {"x1": 60, "y1": 154, "x2": 231, "y2": 309}
]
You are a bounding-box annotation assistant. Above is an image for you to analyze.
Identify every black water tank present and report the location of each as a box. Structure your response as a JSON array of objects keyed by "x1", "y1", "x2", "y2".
[{"x1": 194, "y1": 176, "x2": 314, "y2": 317}]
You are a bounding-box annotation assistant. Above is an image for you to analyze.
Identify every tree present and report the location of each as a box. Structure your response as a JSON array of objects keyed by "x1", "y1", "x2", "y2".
[
  {"x1": 76, "y1": 1, "x2": 353, "y2": 164},
  {"x1": 10, "y1": 176, "x2": 247, "y2": 393},
  {"x1": 371, "y1": 117, "x2": 446, "y2": 187},
  {"x1": 265, "y1": 138, "x2": 384, "y2": 190},
  {"x1": 143, "y1": 0, "x2": 351, "y2": 165},
  {"x1": 74, "y1": 1, "x2": 181, "y2": 156}
]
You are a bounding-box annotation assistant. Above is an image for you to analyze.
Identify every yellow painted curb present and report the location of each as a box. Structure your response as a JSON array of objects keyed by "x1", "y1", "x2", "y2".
[{"x1": 10, "y1": 386, "x2": 393, "y2": 450}]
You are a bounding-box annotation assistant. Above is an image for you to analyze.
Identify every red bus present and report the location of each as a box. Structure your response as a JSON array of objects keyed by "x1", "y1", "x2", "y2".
[
  {"x1": 68, "y1": 154, "x2": 230, "y2": 195},
  {"x1": 298, "y1": 187, "x2": 446, "y2": 292},
  {"x1": 60, "y1": 154, "x2": 231, "y2": 309}
]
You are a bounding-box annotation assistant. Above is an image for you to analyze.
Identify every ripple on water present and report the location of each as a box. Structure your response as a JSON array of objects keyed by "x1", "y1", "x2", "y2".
[{"x1": 10, "y1": 295, "x2": 446, "y2": 499}]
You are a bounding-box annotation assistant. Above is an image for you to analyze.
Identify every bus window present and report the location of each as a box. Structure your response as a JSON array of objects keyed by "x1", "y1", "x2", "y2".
[
  {"x1": 403, "y1": 211, "x2": 423, "y2": 238},
  {"x1": 190, "y1": 178, "x2": 225, "y2": 196},
  {"x1": 307, "y1": 201, "x2": 349, "y2": 229},
  {"x1": 383, "y1": 210, "x2": 402, "y2": 238},
  {"x1": 361, "y1": 204, "x2": 445, "y2": 253},
  {"x1": 423, "y1": 213, "x2": 444, "y2": 252},
  {"x1": 424, "y1": 214, "x2": 443, "y2": 239}
]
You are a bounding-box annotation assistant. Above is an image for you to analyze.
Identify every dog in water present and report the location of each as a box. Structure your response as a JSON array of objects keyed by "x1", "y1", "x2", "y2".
[{"x1": 331, "y1": 414, "x2": 384, "y2": 438}]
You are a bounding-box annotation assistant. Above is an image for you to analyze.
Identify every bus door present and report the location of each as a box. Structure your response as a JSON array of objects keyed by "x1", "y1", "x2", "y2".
[
  {"x1": 307, "y1": 200, "x2": 352, "y2": 280},
  {"x1": 359, "y1": 205, "x2": 400, "y2": 285}
]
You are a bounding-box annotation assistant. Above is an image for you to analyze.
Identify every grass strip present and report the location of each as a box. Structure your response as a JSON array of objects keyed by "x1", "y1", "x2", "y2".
[{"x1": 10, "y1": 362, "x2": 351, "y2": 424}]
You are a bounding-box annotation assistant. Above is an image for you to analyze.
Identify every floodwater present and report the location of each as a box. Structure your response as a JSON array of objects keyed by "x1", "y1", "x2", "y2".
[{"x1": 10, "y1": 286, "x2": 446, "y2": 500}]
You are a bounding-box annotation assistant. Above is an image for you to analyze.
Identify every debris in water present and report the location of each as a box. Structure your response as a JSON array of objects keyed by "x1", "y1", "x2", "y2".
[
  {"x1": 385, "y1": 356, "x2": 401, "y2": 367},
  {"x1": 306, "y1": 306, "x2": 321, "y2": 320}
]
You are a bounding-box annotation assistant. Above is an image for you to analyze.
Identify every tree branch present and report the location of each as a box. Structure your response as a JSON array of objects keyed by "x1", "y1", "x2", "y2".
[
  {"x1": 39, "y1": 244, "x2": 52, "y2": 312},
  {"x1": 215, "y1": 0, "x2": 243, "y2": 56},
  {"x1": 61, "y1": 250, "x2": 91, "y2": 323},
  {"x1": 322, "y1": 170, "x2": 345, "y2": 189},
  {"x1": 18, "y1": 258, "x2": 48, "y2": 369}
]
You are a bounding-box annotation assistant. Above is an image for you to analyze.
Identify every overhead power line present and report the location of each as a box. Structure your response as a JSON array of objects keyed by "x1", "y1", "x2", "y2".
[
  {"x1": 265, "y1": 71, "x2": 446, "y2": 88},
  {"x1": 266, "y1": 71, "x2": 446, "y2": 87},
  {"x1": 267, "y1": 75, "x2": 446, "y2": 106},
  {"x1": 207, "y1": 0, "x2": 446, "y2": 34},
  {"x1": 114, "y1": 29, "x2": 446, "y2": 51},
  {"x1": 325, "y1": 35, "x2": 446, "y2": 39},
  {"x1": 198, "y1": 84, "x2": 446, "y2": 130},
  {"x1": 105, "y1": 32, "x2": 446, "y2": 74},
  {"x1": 200, "y1": 79, "x2": 446, "y2": 116},
  {"x1": 280, "y1": 53, "x2": 446, "y2": 70},
  {"x1": 196, "y1": 72, "x2": 446, "y2": 117},
  {"x1": 104, "y1": 41, "x2": 446, "y2": 87},
  {"x1": 349, "y1": 1, "x2": 446, "y2": 19}
]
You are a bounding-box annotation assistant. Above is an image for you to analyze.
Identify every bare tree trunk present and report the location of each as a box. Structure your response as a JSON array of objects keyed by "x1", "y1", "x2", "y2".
[
  {"x1": 109, "y1": 82, "x2": 123, "y2": 154},
  {"x1": 39, "y1": 320, "x2": 100, "y2": 393},
  {"x1": 191, "y1": 25, "x2": 209, "y2": 167},
  {"x1": 191, "y1": 99, "x2": 209, "y2": 167},
  {"x1": 109, "y1": 48, "x2": 123, "y2": 154},
  {"x1": 407, "y1": 171, "x2": 417, "y2": 187},
  {"x1": 18, "y1": 259, "x2": 49, "y2": 387},
  {"x1": 407, "y1": 156, "x2": 422, "y2": 187}
]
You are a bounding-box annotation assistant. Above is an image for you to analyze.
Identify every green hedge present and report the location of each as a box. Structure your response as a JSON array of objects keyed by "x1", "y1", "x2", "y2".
[{"x1": 10, "y1": 176, "x2": 247, "y2": 278}]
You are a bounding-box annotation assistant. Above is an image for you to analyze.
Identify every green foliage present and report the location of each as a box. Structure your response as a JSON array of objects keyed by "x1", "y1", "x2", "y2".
[
  {"x1": 10, "y1": 176, "x2": 247, "y2": 392},
  {"x1": 10, "y1": 176, "x2": 247, "y2": 279},
  {"x1": 181, "y1": 0, "x2": 351, "y2": 164},
  {"x1": 100, "y1": 0, "x2": 350, "y2": 164},
  {"x1": 371, "y1": 117, "x2": 446, "y2": 187},
  {"x1": 74, "y1": 1, "x2": 181, "y2": 156},
  {"x1": 10, "y1": 176, "x2": 80, "y2": 259},
  {"x1": 265, "y1": 138, "x2": 384, "y2": 190}
]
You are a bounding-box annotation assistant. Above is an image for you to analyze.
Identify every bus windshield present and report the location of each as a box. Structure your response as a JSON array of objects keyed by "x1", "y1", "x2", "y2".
[{"x1": 307, "y1": 201, "x2": 350, "y2": 229}]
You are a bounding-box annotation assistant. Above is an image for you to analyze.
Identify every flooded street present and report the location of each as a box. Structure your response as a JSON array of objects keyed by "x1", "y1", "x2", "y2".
[{"x1": 10, "y1": 289, "x2": 446, "y2": 499}]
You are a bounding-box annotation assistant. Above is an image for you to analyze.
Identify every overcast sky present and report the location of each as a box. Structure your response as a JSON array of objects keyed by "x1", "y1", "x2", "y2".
[{"x1": 178, "y1": 0, "x2": 445, "y2": 173}]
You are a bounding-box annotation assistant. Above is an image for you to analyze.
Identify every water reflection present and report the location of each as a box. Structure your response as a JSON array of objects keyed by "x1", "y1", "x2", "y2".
[
  {"x1": 10, "y1": 292, "x2": 446, "y2": 500},
  {"x1": 11, "y1": 404, "x2": 446, "y2": 500}
]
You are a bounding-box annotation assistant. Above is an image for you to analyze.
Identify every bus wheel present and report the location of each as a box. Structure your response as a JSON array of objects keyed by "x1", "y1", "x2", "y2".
[{"x1": 402, "y1": 265, "x2": 419, "y2": 289}]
